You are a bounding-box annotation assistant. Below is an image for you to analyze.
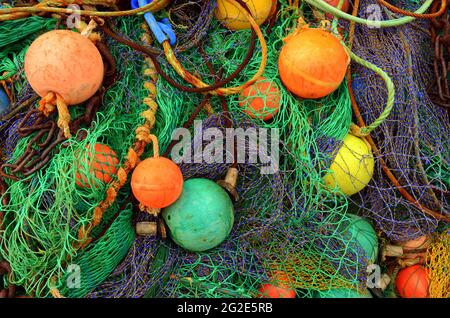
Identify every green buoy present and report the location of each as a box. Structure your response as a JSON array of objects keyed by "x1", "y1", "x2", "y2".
[
  {"x1": 314, "y1": 288, "x2": 373, "y2": 298},
  {"x1": 340, "y1": 214, "x2": 379, "y2": 263},
  {"x1": 162, "y1": 178, "x2": 234, "y2": 252}
]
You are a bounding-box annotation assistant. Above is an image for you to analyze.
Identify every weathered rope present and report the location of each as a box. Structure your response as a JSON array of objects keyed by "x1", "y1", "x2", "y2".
[
  {"x1": 304, "y1": 0, "x2": 434, "y2": 27},
  {"x1": 0, "y1": 0, "x2": 169, "y2": 21}
]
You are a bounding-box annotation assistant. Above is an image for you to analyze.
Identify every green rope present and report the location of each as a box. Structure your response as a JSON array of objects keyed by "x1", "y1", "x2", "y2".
[
  {"x1": 304, "y1": 0, "x2": 433, "y2": 27},
  {"x1": 347, "y1": 48, "x2": 395, "y2": 136}
]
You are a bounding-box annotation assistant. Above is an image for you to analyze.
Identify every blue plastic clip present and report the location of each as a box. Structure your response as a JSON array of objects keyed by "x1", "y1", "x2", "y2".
[
  {"x1": 0, "y1": 87, "x2": 10, "y2": 116},
  {"x1": 131, "y1": 0, "x2": 176, "y2": 46}
]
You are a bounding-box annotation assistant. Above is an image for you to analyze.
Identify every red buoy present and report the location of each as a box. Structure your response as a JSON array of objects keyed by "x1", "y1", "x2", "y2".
[{"x1": 396, "y1": 265, "x2": 429, "y2": 298}]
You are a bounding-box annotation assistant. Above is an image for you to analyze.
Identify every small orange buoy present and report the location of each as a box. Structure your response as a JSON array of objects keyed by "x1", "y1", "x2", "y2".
[
  {"x1": 24, "y1": 30, "x2": 104, "y2": 105},
  {"x1": 239, "y1": 77, "x2": 281, "y2": 120},
  {"x1": 131, "y1": 157, "x2": 183, "y2": 209},
  {"x1": 395, "y1": 265, "x2": 429, "y2": 298},
  {"x1": 278, "y1": 28, "x2": 349, "y2": 99},
  {"x1": 258, "y1": 271, "x2": 296, "y2": 298},
  {"x1": 324, "y1": 0, "x2": 350, "y2": 13},
  {"x1": 323, "y1": 0, "x2": 351, "y2": 20},
  {"x1": 75, "y1": 143, "x2": 119, "y2": 188}
]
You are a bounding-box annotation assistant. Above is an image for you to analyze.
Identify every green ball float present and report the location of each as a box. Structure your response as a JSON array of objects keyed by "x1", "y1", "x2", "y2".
[
  {"x1": 339, "y1": 214, "x2": 379, "y2": 264},
  {"x1": 162, "y1": 178, "x2": 234, "y2": 252},
  {"x1": 314, "y1": 288, "x2": 373, "y2": 298}
]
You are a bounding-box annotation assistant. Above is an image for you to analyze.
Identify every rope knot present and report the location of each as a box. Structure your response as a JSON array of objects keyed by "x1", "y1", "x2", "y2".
[
  {"x1": 141, "y1": 109, "x2": 156, "y2": 127},
  {"x1": 79, "y1": 19, "x2": 101, "y2": 42},
  {"x1": 38, "y1": 92, "x2": 56, "y2": 116},
  {"x1": 127, "y1": 148, "x2": 139, "y2": 168},
  {"x1": 92, "y1": 207, "x2": 103, "y2": 226},
  {"x1": 135, "y1": 125, "x2": 152, "y2": 143},
  {"x1": 117, "y1": 167, "x2": 128, "y2": 185},
  {"x1": 350, "y1": 123, "x2": 368, "y2": 137}
]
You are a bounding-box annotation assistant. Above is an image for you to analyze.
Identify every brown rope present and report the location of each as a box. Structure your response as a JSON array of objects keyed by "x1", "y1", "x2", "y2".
[
  {"x1": 162, "y1": 96, "x2": 211, "y2": 157},
  {"x1": 98, "y1": 19, "x2": 257, "y2": 94},
  {"x1": 376, "y1": 0, "x2": 447, "y2": 19}
]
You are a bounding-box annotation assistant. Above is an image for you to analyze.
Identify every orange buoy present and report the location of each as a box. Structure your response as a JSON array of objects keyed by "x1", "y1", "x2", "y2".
[
  {"x1": 239, "y1": 77, "x2": 281, "y2": 120},
  {"x1": 324, "y1": 0, "x2": 350, "y2": 13},
  {"x1": 75, "y1": 143, "x2": 119, "y2": 188},
  {"x1": 131, "y1": 157, "x2": 183, "y2": 209},
  {"x1": 258, "y1": 271, "x2": 296, "y2": 298},
  {"x1": 395, "y1": 265, "x2": 429, "y2": 298},
  {"x1": 278, "y1": 28, "x2": 349, "y2": 99},
  {"x1": 24, "y1": 30, "x2": 104, "y2": 105}
]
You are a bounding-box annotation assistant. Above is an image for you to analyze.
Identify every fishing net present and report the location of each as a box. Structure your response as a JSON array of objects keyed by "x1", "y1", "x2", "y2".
[
  {"x1": 427, "y1": 230, "x2": 450, "y2": 298},
  {"x1": 349, "y1": 0, "x2": 450, "y2": 241},
  {"x1": 0, "y1": 15, "x2": 152, "y2": 297},
  {"x1": 0, "y1": 0, "x2": 448, "y2": 299},
  {"x1": 86, "y1": 1, "x2": 373, "y2": 298}
]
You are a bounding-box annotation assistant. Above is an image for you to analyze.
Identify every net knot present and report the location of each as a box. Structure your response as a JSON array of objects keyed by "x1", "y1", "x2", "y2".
[
  {"x1": 117, "y1": 167, "x2": 128, "y2": 185},
  {"x1": 92, "y1": 207, "x2": 103, "y2": 226}
]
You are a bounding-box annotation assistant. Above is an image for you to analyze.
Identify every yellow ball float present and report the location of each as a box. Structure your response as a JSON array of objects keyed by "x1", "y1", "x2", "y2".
[
  {"x1": 215, "y1": 0, "x2": 273, "y2": 31},
  {"x1": 322, "y1": 134, "x2": 374, "y2": 196}
]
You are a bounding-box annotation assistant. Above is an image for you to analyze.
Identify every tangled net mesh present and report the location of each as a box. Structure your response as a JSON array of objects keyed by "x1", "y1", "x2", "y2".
[
  {"x1": 350, "y1": 0, "x2": 450, "y2": 241},
  {"x1": 0, "y1": 0, "x2": 448, "y2": 298},
  {"x1": 87, "y1": 1, "x2": 369, "y2": 298}
]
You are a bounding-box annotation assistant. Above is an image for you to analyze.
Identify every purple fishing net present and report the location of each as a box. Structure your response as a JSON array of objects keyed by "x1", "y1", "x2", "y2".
[
  {"x1": 350, "y1": 0, "x2": 450, "y2": 241},
  {"x1": 88, "y1": 112, "x2": 290, "y2": 297}
]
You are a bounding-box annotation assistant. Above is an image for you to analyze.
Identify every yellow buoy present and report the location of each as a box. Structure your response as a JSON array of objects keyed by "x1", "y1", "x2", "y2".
[
  {"x1": 323, "y1": 134, "x2": 374, "y2": 196},
  {"x1": 215, "y1": 0, "x2": 273, "y2": 31}
]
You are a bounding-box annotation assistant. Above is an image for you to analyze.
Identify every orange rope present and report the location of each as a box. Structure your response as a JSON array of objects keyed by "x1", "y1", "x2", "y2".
[{"x1": 74, "y1": 23, "x2": 160, "y2": 250}]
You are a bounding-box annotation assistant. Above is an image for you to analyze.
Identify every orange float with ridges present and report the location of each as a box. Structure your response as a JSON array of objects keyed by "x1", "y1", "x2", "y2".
[
  {"x1": 395, "y1": 265, "x2": 429, "y2": 298},
  {"x1": 239, "y1": 77, "x2": 281, "y2": 120},
  {"x1": 75, "y1": 143, "x2": 119, "y2": 188},
  {"x1": 258, "y1": 271, "x2": 296, "y2": 298},
  {"x1": 131, "y1": 157, "x2": 183, "y2": 209},
  {"x1": 278, "y1": 28, "x2": 349, "y2": 99}
]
